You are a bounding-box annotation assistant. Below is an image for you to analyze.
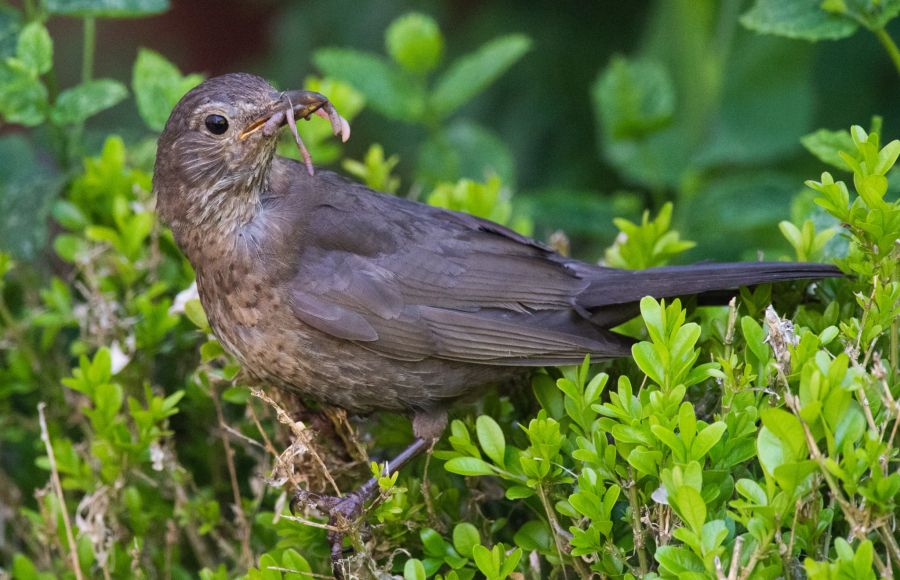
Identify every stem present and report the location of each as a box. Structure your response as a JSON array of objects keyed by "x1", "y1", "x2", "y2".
[
  {"x1": 626, "y1": 469, "x2": 649, "y2": 576},
  {"x1": 81, "y1": 17, "x2": 95, "y2": 83},
  {"x1": 874, "y1": 27, "x2": 900, "y2": 79},
  {"x1": 212, "y1": 386, "x2": 253, "y2": 568},
  {"x1": 38, "y1": 403, "x2": 84, "y2": 580}
]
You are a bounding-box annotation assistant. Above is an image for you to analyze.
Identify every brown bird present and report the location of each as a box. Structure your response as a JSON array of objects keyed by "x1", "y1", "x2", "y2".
[{"x1": 153, "y1": 73, "x2": 840, "y2": 572}]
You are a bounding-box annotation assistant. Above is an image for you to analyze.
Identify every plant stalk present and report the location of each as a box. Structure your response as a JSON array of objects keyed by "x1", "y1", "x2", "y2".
[
  {"x1": 874, "y1": 27, "x2": 900, "y2": 79},
  {"x1": 626, "y1": 469, "x2": 649, "y2": 576},
  {"x1": 81, "y1": 17, "x2": 96, "y2": 83}
]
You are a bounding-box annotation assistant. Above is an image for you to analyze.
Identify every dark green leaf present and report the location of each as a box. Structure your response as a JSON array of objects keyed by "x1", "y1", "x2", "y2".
[
  {"x1": 45, "y1": 0, "x2": 169, "y2": 18},
  {"x1": 592, "y1": 55, "x2": 675, "y2": 139},
  {"x1": 740, "y1": 0, "x2": 858, "y2": 40},
  {"x1": 314, "y1": 48, "x2": 425, "y2": 122},
  {"x1": 430, "y1": 34, "x2": 532, "y2": 119}
]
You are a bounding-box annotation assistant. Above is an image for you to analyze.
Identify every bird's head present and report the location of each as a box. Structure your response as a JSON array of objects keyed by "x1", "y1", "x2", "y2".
[{"x1": 153, "y1": 73, "x2": 347, "y2": 232}]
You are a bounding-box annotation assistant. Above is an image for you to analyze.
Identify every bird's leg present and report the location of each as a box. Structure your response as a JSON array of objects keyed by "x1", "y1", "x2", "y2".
[{"x1": 293, "y1": 437, "x2": 430, "y2": 579}]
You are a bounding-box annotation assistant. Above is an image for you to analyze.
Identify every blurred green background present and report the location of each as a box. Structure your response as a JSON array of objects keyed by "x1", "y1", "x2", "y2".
[{"x1": 3, "y1": 0, "x2": 899, "y2": 262}]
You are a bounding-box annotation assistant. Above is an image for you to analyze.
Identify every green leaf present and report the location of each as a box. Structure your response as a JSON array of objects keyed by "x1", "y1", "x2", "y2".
[
  {"x1": 132, "y1": 48, "x2": 203, "y2": 131},
  {"x1": 801, "y1": 128, "x2": 854, "y2": 170},
  {"x1": 476, "y1": 415, "x2": 506, "y2": 468},
  {"x1": 740, "y1": 0, "x2": 858, "y2": 40},
  {"x1": 50, "y1": 79, "x2": 127, "y2": 125},
  {"x1": 672, "y1": 486, "x2": 706, "y2": 534},
  {"x1": 183, "y1": 298, "x2": 209, "y2": 331},
  {"x1": 773, "y1": 460, "x2": 818, "y2": 493},
  {"x1": 403, "y1": 559, "x2": 426, "y2": 580},
  {"x1": 735, "y1": 478, "x2": 768, "y2": 505},
  {"x1": 0, "y1": 65, "x2": 48, "y2": 126},
  {"x1": 417, "y1": 120, "x2": 516, "y2": 187},
  {"x1": 655, "y1": 545, "x2": 704, "y2": 574},
  {"x1": 592, "y1": 55, "x2": 675, "y2": 139},
  {"x1": 0, "y1": 136, "x2": 62, "y2": 259},
  {"x1": 16, "y1": 22, "x2": 53, "y2": 75},
  {"x1": 691, "y1": 422, "x2": 726, "y2": 460},
  {"x1": 430, "y1": 34, "x2": 532, "y2": 119},
  {"x1": 759, "y1": 408, "x2": 807, "y2": 459},
  {"x1": 0, "y1": 7, "x2": 21, "y2": 58},
  {"x1": 513, "y1": 520, "x2": 550, "y2": 552},
  {"x1": 444, "y1": 457, "x2": 495, "y2": 477},
  {"x1": 280, "y1": 549, "x2": 312, "y2": 578},
  {"x1": 385, "y1": 12, "x2": 444, "y2": 74},
  {"x1": 314, "y1": 48, "x2": 425, "y2": 122},
  {"x1": 505, "y1": 485, "x2": 534, "y2": 500},
  {"x1": 452, "y1": 522, "x2": 480, "y2": 558},
  {"x1": 44, "y1": 0, "x2": 169, "y2": 17},
  {"x1": 631, "y1": 342, "x2": 665, "y2": 386}
]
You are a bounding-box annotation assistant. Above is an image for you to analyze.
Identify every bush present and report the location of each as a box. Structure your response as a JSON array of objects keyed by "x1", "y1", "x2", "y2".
[{"x1": 0, "y1": 2, "x2": 898, "y2": 579}]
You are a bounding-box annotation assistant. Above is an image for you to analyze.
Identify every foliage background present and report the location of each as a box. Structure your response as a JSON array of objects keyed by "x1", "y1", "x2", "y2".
[{"x1": 0, "y1": 1, "x2": 899, "y2": 579}]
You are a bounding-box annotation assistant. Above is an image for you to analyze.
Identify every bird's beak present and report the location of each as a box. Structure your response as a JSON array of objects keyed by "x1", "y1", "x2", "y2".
[{"x1": 239, "y1": 90, "x2": 351, "y2": 142}]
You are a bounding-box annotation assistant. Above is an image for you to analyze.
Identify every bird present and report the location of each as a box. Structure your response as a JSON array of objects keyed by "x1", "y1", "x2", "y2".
[{"x1": 152, "y1": 72, "x2": 841, "y2": 573}]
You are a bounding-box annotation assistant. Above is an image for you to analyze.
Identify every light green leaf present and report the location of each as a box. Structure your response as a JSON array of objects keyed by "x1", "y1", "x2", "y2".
[
  {"x1": 0, "y1": 65, "x2": 48, "y2": 126},
  {"x1": 444, "y1": 457, "x2": 495, "y2": 477},
  {"x1": 740, "y1": 0, "x2": 857, "y2": 40},
  {"x1": 314, "y1": 48, "x2": 425, "y2": 122},
  {"x1": 655, "y1": 545, "x2": 705, "y2": 575},
  {"x1": 452, "y1": 523, "x2": 480, "y2": 558},
  {"x1": 476, "y1": 415, "x2": 506, "y2": 468},
  {"x1": 773, "y1": 459, "x2": 818, "y2": 493},
  {"x1": 691, "y1": 422, "x2": 726, "y2": 460},
  {"x1": 759, "y1": 407, "x2": 807, "y2": 459},
  {"x1": 403, "y1": 559, "x2": 425, "y2": 580},
  {"x1": 45, "y1": 0, "x2": 169, "y2": 17},
  {"x1": 385, "y1": 12, "x2": 443, "y2": 74},
  {"x1": 430, "y1": 34, "x2": 531, "y2": 119},
  {"x1": 183, "y1": 298, "x2": 209, "y2": 331},
  {"x1": 132, "y1": 48, "x2": 203, "y2": 131},
  {"x1": 50, "y1": 79, "x2": 127, "y2": 125},
  {"x1": 16, "y1": 22, "x2": 52, "y2": 75},
  {"x1": 735, "y1": 478, "x2": 768, "y2": 505},
  {"x1": 280, "y1": 549, "x2": 312, "y2": 578}
]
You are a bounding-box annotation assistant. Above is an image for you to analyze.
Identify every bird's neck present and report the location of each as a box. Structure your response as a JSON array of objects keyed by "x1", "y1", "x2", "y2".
[{"x1": 164, "y1": 173, "x2": 270, "y2": 270}]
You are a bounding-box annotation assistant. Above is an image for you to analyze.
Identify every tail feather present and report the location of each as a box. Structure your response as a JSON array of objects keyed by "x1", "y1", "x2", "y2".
[{"x1": 580, "y1": 262, "x2": 842, "y2": 310}]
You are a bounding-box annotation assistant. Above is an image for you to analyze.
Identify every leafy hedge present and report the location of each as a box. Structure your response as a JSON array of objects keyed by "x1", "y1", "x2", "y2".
[{"x1": 0, "y1": 2, "x2": 899, "y2": 579}]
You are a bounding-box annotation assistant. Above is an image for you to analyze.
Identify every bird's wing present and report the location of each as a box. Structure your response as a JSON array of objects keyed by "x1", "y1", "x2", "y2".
[{"x1": 286, "y1": 172, "x2": 631, "y2": 365}]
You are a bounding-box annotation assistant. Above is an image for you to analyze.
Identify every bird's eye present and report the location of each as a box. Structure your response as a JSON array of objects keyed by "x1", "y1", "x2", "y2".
[{"x1": 204, "y1": 114, "x2": 229, "y2": 135}]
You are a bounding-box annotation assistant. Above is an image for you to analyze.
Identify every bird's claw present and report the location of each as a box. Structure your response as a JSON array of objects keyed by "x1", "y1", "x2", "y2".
[{"x1": 291, "y1": 488, "x2": 370, "y2": 579}]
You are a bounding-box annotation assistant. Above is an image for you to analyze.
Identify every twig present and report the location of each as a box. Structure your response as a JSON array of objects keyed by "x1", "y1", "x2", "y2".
[
  {"x1": 251, "y1": 388, "x2": 342, "y2": 496},
  {"x1": 727, "y1": 535, "x2": 743, "y2": 580},
  {"x1": 265, "y1": 566, "x2": 334, "y2": 579},
  {"x1": 626, "y1": 468, "x2": 649, "y2": 576},
  {"x1": 212, "y1": 386, "x2": 253, "y2": 568},
  {"x1": 37, "y1": 403, "x2": 84, "y2": 580}
]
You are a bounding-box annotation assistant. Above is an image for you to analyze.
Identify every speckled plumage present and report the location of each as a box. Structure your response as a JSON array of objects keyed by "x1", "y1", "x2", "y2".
[{"x1": 153, "y1": 73, "x2": 841, "y2": 436}]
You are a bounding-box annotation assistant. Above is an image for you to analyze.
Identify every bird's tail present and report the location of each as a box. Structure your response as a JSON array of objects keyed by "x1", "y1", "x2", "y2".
[{"x1": 581, "y1": 262, "x2": 842, "y2": 326}]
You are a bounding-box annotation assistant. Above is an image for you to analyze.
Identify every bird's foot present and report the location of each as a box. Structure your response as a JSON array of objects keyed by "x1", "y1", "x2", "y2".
[{"x1": 292, "y1": 487, "x2": 374, "y2": 579}]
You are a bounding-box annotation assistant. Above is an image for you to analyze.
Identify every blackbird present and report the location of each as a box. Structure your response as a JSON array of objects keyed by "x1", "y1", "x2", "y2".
[{"x1": 153, "y1": 73, "x2": 841, "y2": 572}]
